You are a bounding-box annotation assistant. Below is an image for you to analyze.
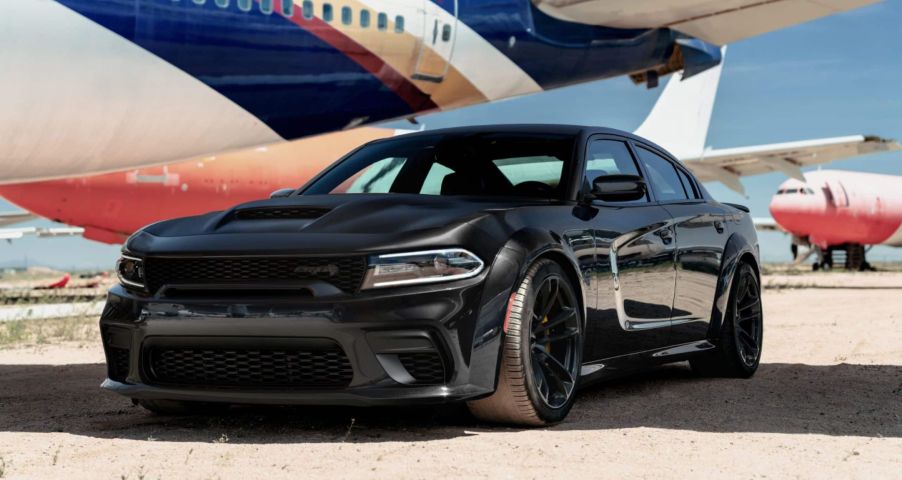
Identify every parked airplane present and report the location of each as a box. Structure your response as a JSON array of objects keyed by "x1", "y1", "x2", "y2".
[
  {"x1": 758, "y1": 170, "x2": 902, "y2": 271},
  {"x1": 2, "y1": 50, "x2": 898, "y2": 245},
  {"x1": 0, "y1": 0, "x2": 881, "y2": 183}
]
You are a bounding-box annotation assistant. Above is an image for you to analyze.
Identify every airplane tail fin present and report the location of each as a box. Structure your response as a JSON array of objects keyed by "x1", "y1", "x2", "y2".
[{"x1": 634, "y1": 47, "x2": 726, "y2": 160}]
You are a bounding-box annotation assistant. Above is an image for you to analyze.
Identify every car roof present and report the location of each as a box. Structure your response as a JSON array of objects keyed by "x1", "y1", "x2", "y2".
[
  {"x1": 374, "y1": 124, "x2": 673, "y2": 158},
  {"x1": 393, "y1": 124, "x2": 618, "y2": 139}
]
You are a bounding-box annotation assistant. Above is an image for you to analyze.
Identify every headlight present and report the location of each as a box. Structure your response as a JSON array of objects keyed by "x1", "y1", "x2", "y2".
[
  {"x1": 361, "y1": 249, "x2": 484, "y2": 289},
  {"x1": 116, "y1": 254, "x2": 146, "y2": 289}
]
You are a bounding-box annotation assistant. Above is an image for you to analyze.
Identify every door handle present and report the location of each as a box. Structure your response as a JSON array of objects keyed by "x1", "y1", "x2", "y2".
[{"x1": 714, "y1": 221, "x2": 725, "y2": 234}]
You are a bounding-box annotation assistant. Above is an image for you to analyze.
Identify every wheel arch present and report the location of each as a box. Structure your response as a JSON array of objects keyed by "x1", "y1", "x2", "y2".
[
  {"x1": 707, "y1": 232, "x2": 760, "y2": 341},
  {"x1": 470, "y1": 227, "x2": 589, "y2": 393}
]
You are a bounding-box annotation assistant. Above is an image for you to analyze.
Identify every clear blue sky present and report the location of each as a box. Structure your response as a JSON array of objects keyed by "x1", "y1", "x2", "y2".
[{"x1": 2, "y1": 1, "x2": 901, "y2": 269}]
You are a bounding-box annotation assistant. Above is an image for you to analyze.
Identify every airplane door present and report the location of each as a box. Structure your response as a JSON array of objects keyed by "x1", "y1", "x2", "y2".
[{"x1": 412, "y1": 0, "x2": 457, "y2": 83}]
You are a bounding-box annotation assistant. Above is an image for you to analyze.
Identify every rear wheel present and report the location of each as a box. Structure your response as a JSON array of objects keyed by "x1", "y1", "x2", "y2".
[
  {"x1": 137, "y1": 399, "x2": 228, "y2": 415},
  {"x1": 691, "y1": 262, "x2": 763, "y2": 378},
  {"x1": 467, "y1": 259, "x2": 583, "y2": 426}
]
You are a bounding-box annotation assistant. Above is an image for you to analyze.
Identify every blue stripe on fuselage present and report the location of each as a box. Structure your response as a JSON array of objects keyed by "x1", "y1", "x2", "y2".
[
  {"x1": 444, "y1": 0, "x2": 686, "y2": 89},
  {"x1": 55, "y1": 0, "x2": 414, "y2": 140}
]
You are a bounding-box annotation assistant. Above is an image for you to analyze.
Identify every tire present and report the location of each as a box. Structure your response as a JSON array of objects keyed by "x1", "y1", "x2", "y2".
[
  {"x1": 467, "y1": 259, "x2": 583, "y2": 426},
  {"x1": 691, "y1": 262, "x2": 763, "y2": 378},
  {"x1": 137, "y1": 399, "x2": 228, "y2": 415}
]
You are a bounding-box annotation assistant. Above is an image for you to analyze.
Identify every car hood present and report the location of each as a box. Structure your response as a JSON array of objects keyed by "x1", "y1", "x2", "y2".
[{"x1": 126, "y1": 194, "x2": 545, "y2": 256}]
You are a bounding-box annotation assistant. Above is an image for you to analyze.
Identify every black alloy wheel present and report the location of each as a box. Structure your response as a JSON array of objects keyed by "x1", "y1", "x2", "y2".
[
  {"x1": 529, "y1": 275, "x2": 581, "y2": 409},
  {"x1": 468, "y1": 259, "x2": 583, "y2": 426},
  {"x1": 691, "y1": 262, "x2": 763, "y2": 378}
]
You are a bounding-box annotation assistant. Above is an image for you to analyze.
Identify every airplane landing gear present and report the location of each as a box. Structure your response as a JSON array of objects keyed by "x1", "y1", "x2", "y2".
[{"x1": 813, "y1": 244, "x2": 873, "y2": 271}]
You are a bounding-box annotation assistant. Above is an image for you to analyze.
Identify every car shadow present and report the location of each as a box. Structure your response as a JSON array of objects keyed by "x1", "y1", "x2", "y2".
[{"x1": 0, "y1": 361, "x2": 898, "y2": 443}]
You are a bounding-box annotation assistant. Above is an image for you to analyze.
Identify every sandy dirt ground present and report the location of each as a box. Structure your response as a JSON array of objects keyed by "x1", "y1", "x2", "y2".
[{"x1": 0, "y1": 273, "x2": 900, "y2": 479}]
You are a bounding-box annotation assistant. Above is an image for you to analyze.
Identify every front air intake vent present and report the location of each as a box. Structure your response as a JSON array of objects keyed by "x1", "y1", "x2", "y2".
[
  {"x1": 144, "y1": 256, "x2": 367, "y2": 294},
  {"x1": 234, "y1": 207, "x2": 330, "y2": 220}
]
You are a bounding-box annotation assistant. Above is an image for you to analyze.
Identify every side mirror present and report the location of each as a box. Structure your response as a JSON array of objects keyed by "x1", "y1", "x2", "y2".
[
  {"x1": 589, "y1": 175, "x2": 647, "y2": 202},
  {"x1": 270, "y1": 188, "x2": 295, "y2": 199}
]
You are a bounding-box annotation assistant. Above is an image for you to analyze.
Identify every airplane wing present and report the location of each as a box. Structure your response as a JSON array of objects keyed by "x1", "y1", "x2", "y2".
[
  {"x1": 753, "y1": 217, "x2": 784, "y2": 233},
  {"x1": 533, "y1": 0, "x2": 882, "y2": 45},
  {"x1": 681, "y1": 135, "x2": 901, "y2": 194},
  {"x1": 0, "y1": 226, "x2": 85, "y2": 240},
  {"x1": 0, "y1": 210, "x2": 36, "y2": 228}
]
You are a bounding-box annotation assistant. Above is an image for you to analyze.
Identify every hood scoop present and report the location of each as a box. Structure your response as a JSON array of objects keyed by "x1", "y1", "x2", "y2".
[{"x1": 234, "y1": 206, "x2": 331, "y2": 220}]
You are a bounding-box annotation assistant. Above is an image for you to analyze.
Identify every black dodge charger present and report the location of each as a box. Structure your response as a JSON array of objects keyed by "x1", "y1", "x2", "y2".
[{"x1": 102, "y1": 125, "x2": 763, "y2": 426}]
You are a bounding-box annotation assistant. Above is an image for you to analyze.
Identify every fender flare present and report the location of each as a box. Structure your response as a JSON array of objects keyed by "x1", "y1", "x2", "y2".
[
  {"x1": 467, "y1": 227, "x2": 587, "y2": 392},
  {"x1": 707, "y1": 231, "x2": 760, "y2": 341}
]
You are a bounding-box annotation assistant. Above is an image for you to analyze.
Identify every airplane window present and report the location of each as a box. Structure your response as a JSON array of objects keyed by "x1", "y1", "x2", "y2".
[
  {"x1": 237, "y1": 0, "x2": 252, "y2": 12},
  {"x1": 282, "y1": 0, "x2": 293, "y2": 17},
  {"x1": 807, "y1": 188, "x2": 816, "y2": 194},
  {"x1": 215, "y1": 0, "x2": 229, "y2": 8},
  {"x1": 322, "y1": 3, "x2": 333, "y2": 22},
  {"x1": 395, "y1": 15, "x2": 405, "y2": 33},
  {"x1": 341, "y1": 6, "x2": 352, "y2": 25},
  {"x1": 193, "y1": 0, "x2": 205, "y2": 5},
  {"x1": 360, "y1": 9, "x2": 370, "y2": 28},
  {"x1": 377, "y1": 12, "x2": 388, "y2": 31},
  {"x1": 302, "y1": 0, "x2": 313, "y2": 19},
  {"x1": 442, "y1": 24, "x2": 452, "y2": 42},
  {"x1": 259, "y1": 0, "x2": 273, "y2": 14},
  {"x1": 636, "y1": 146, "x2": 690, "y2": 202},
  {"x1": 786, "y1": 188, "x2": 799, "y2": 194}
]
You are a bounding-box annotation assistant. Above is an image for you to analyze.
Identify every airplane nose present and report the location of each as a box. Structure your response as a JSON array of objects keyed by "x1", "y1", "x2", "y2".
[{"x1": 0, "y1": 1, "x2": 279, "y2": 184}]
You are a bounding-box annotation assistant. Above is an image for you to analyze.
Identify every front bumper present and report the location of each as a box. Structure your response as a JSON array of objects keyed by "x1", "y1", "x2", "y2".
[{"x1": 99, "y1": 278, "x2": 506, "y2": 406}]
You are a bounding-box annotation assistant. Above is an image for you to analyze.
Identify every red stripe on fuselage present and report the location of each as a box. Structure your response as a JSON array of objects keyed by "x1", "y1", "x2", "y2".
[{"x1": 273, "y1": 0, "x2": 438, "y2": 112}]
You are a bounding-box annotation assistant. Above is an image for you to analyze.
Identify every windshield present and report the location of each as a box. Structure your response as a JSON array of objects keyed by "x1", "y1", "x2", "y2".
[{"x1": 302, "y1": 132, "x2": 576, "y2": 199}]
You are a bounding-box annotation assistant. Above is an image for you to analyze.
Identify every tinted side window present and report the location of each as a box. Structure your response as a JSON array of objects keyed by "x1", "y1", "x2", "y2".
[
  {"x1": 636, "y1": 147, "x2": 688, "y2": 202},
  {"x1": 584, "y1": 139, "x2": 647, "y2": 203},
  {"x1": 676, "y1": 168, "x2": 699, "y2": 199}
]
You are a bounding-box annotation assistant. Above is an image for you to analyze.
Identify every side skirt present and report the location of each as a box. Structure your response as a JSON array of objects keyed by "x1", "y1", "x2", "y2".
[{"x1": 577, "y1": 340, "x2": 715, "y2": 388}]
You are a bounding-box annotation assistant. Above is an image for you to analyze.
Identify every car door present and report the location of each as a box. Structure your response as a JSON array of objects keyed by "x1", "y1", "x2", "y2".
[
  {"x1": 633, "y1": 144, "x2": 727, "y2": 345},
  {"x1": 581, "y1": 136, "x2": 677, "y2": 362}
]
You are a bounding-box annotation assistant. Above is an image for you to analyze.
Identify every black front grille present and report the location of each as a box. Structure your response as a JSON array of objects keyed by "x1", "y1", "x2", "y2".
[
  {"x1": 234, "y1": 207, "x2": 330, "y2": 220},
  {"x1": 107, "y1": 347, "x2": 130, "y2": 382},
  {"x1": 144, "y1": 256, "x2": 367, "y2": 294},
  {"x1": 144, "y1": 343, "x2": 353, "y2": 388},
  {"x1": 399, "y1": 353, "x2": 446, "y2": 385}
]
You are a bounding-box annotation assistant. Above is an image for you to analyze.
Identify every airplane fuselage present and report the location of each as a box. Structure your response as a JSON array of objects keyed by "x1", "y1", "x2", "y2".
[
  {"x1": 769, "y1": 170, "x2": 902, "y2": 248},
  {"x1": 0, "y1": 0, "x2": 716, "y2": 183}
]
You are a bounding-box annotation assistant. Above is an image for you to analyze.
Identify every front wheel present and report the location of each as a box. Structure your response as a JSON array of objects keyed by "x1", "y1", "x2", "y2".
[
  {"x1": 691, "y1": 262, "x2": 763, "y2": 377},
  {"x1": 467, "y1": 259, "x2": 583, "y2": 426}
]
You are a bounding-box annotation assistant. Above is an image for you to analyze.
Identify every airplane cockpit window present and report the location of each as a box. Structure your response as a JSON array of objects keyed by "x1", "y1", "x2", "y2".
[
  {"x1": 360, "y1": 9, "x2": 371, "y2": 28},
  {"x1": 395, "y1": 15, "x2": 405, "y2": 33},
  {"x1": 322, "y1": 3, "x2": 333, "y2": 22},
  {"x1": 378, "y1": 12, "x2": 388, "y2": 31},
  {"x1": 302, "y1": 1, "x2": 313, "y2": 19},
  {"x1": 342, "y1": 6, "x2": 352, "y2": 25}
]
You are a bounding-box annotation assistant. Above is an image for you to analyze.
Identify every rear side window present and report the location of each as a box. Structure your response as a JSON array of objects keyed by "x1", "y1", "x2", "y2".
[
  {"x1": 636, "y1": 146, "x2": 689, "y2": 202},
  {"x1": 676, "y1": 168, "x2": 699, "y2": 199}
]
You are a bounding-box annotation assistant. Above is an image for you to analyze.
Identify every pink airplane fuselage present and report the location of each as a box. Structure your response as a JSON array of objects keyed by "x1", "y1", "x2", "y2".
[{"x1": 769, "y1": 170, "x2": 902, "y2": 248}]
